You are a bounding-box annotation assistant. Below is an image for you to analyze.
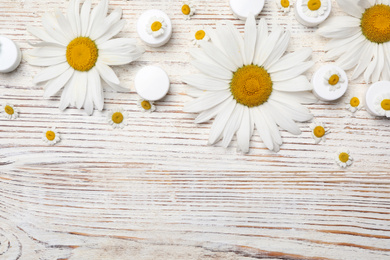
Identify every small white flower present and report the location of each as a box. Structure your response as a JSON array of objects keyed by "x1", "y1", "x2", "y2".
[
  {"x1": 146, "y1": 16, "x2": 167, "y2": 38},
  {"x1": 181, "y1": 2, "x2": 195, "y2": 20},
  {"x1": 276, "y1": 0, "x2": 292, "y2": 13},
  {"x1": 309, "y1": 121, "x2": 329, "y2": 144},
  {"x1": 137, "y1": 98, "x2": 156, "y2": 113},
  {"x1": 302, "y1": 0, "x2": 328, "y2": 18},
  {"x1": 3, "y1": 103, "x2": 18, "y2": 119},
  {"x1": 107, "y1": 107, "x2": 127, "y2": 129},
  {"x1": 335, "y1": 148, "x2": 353, "y2": 168},
  {"x1": 346, "y1": 96, "x2": 363, "y2": 113},
  {"x1": 323, "y1": 69, "x2": 345, "y2": 91},
  {"x1": 43, "y1": 127, "x2": 60, "y2": 145},
  {"x1": 374, "y1": 93, "x2": 390, "y2": 118},
  {"x1": 192, "y1": 28, "x2": 210, "y2": 46}
]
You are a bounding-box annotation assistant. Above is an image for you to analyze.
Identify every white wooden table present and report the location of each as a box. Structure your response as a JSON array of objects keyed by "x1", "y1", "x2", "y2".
[{"x1": 1, "y1": 0, "x2": 390, "y2": 259}]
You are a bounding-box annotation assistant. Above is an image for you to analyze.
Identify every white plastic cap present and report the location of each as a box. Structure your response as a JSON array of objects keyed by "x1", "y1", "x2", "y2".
[
  {"x1": 0, "y1": 36, "x2": 22, "y2": 73},
  {"x1": 229, "y1": 0, "x2": 265, "y2": 20},
  {"x1": 134, "y1": 66, "x2": 170, "y2": 101},
  {"x1": 137, "y1": 9, "x2": 172, "y2": 48},
  {"x1": 365, "y1": 81, "x2": 390, "y2": 116},
  {"x1": 312, "y1": 64, "x2": 348, "y2": 102},
  {"x1": 294, "y1": 0, "x2": 332, "y2": 27}
]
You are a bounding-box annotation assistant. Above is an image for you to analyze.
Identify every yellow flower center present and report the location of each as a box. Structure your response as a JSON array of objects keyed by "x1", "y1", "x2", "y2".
[
  {"x1": 4, "y1": 105, "x2": 14, "y2": 115},
  {"x1": 151, "y1": 21, "x2": 162, "y2": 32},
  {"x1": 328, "y1": 74, "x2": 339, "y2": 85},
  {"x1": 182, "y1": 4, "x2": 191, "y2": 15},
  {"x1": 66, "y1": 37, "x2": 98, "y2": 72},
  {"x1": 308, "y1": 0, "x2": 321, "y2": 11},
  {"x1": 339, "y1": 152, "x2": 349, "y2": 163},
  {"x1": 112, "y1": 112, "x2": 124, "y2": 124},
  {"x1": 230, "y1": 65, "x2": 273, "y2": 107},
  {"x1": 313, "y1": 126, "x2": 325, "y2": 138},
  {"x1": 141, "y1": 100, "x2": 152, "y2": 110},
  {"x1": 350, "y1": 97, "x2": 360, "y2": 107},
  {"x1": 381, "y1": 99, "x2": 390, "y2": 110},
  {"x1": 46, "y1": 131, "x2": 56, "y2": 141},
  {"x1": 195, "y1": 30, "x2": 206, "y2": 40},
  {"x1": 361, "y1": 4, "x2": 390, "y2": 43},
  {"x1": 281, "y1": 0, "x2": 290, "y2": 8}
]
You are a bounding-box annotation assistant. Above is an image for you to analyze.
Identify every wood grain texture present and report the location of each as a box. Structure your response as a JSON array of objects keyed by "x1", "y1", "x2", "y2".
[{"x1": 1, "y1": 0, "x2": 389, "y2": 259}]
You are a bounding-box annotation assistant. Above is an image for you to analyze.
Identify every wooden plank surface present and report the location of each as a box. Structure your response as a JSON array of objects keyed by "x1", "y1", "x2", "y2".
[{"x1": 0, "y1": 0, "x2": 389, "y2": 259}]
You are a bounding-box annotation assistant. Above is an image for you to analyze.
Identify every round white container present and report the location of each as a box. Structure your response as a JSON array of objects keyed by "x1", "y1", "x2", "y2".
[
  {"x1": 365, "y1": 81, "x2": 390, "y2": 116},
  {"x1": 134, "y1": 66, "x2": 170, "y2": 101},
  {"x1": 137, "y1": 9, "x2": 172, "y2": 48},
  {"x1": 294, "y1": 0, "x2": 332, "y2": 27},
  {"x1": 229, "y1": 0, "x2": 265, "y2": 20},
  {"x1": 0, "y1": 36, "x2": 22, "y2": 73}
]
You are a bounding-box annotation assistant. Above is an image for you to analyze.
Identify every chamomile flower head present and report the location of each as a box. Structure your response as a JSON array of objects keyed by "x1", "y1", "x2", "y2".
[
  {"x1": 181, "y1": 2, "x2": 195, "y2": 20},
  {"x1": 309, "y1": 121, "x2": 329, "y2": 144},
  {"x1": 25, "y1": 0, "x2": 143, "y2": 116},
  {"x1": 276, "y1": 0, "x2": 292, "y2": 13},
  {"x1": 324, "y1": 69, "x2": 345, "y2": 91},
  {"x1": 374, "y1": 93, "x2": 390, "y2": 117},
  {"x1": 183, "y1": 15, "x2": 316, "y2": 153},
  {"x1": 335, "y1": 148, "x2": 353, "y2": 168},
  {"x1": 146, "y1": 16, "x2": 167, "y2": 38},
  {"x1": 137, "y1": 98, "x2": 156, "y2": 113},
  {"x1": 3, "y1": 103, "x2": 18, "y2": 120},
  {"x1": 346, "y1": 96, "x2": 363, "y2": 113},
  {"x1": 318, "y1": 1, "x2": 390, "y2": 83},
  {"x1": 302, "y1": 0, "x2": 328, "y2": 17},
  {"x1": 107, "y1": 107, "x2": 127, "y2": 129},
  {"x1": 192, "y1": 28, "x2": 210, "y2": 46},
  {"x1": 43, "y1": 127, "x2": 60, "y2": 145}
]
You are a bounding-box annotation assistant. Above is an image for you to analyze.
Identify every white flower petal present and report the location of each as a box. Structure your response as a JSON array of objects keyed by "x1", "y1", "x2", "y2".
[
  {"x1": 215, "y1": 23, "x2": 243, "y2": 68},
  {"x1": 273, "y1": 90, "x2": 317, "y2": 104},
  {"x1": 183, "y1": 90, "x2": 231, "y2": 113},
  {"x1": 54, "y1": 9, "x2": 75, "y2": 40},
  {"x1": 336, "y1": 41, "x2": 365, "y2": 70},
  {"x1": 364, "y1": 44, "x2": 378, "y2": 83},
  {"x1": 236, "y1": 107, "x2": 251, "y2": 153},
  {"x1": 372, "y1": 44, "x2": 385, "y2": 83},
  {"x1": 205, "y1": 27, "x2": 224, "y2": 51},
  {"x1": 42, "y1": 13, "x2": 70, "y2": 45},
  {"x1": 95, "y1": 20, "x2": 126, "y2": 45},
  {"x1": 99, "y1": 48, "x2": 143, "y2": 66},
  {"x1": 270, "y1": 91, "x2": 312, "y2": 114},
  {"x1": 265, "y1": 102, "x2": 301, "y2": 135},
  {"x1": 271, "y1": 61, "x2": 314, "y2": 82},
  {"x1": 88, "y1": 67, "x2": 104, "y2": 111},
  {"x1": 182, "y1": 74, "x2": 230, "y2": 91},
  {"x1": 191, "y1": 60, "x2": 233, "y2": 80},
  {"x1": 194, "y1": 96, "x2": 233, "y2": 124},
  {"x1": 199, "y1": 41, "x2": 238, "y2": 72},
  {"x1": 264, "y1": 31, "x2": 290, "y2": 69},
  {"x1": 95, "y1": 62, "x2": 120, "y2": 85},
  {"x1": 87, "y1": 0, "x2": 108, "y2": 36},
  {"x1": 27, "y1": 25, "x2": 58, "y2": 44},
  {"x1": 90, "y1": 7, "x2": 122, "y2": 40},
  {"x1": 186, "y1": 87, "x2": 205, "y2": 98},
  {"x1": 222, "y1": 104, "x2": 244, "y2": 148},
  {"x1": 253, "y1": 18, "x2": 269, "y2": 66},
  {"x1": 261, "y1": 105, "x2": 282, "y2": 146},
  {"x1": 59, "y1": 73, "x2": 75, "y2": 110},
  {"x1": 272, "y1": 76, "x2": 313, "y2": 92},
  {"x1": 243, "y1": 13, "x2": 257, "y2": 65},
  {"x1": 268, "y1": 48, "x2": 312, "y2": 73},
  {"x1": 43, "y1": 67, "x2": 74, "y2": 98},
  {"x1": 318, "y1": 16, "x2": 361, "y2": 39},
  {"x1": 208, "y1": 99, "x2": 236, "y2": 145},
  {"x1": 255, "y1": 27, "x2": 283, "y2": 67},
  {"x1": 336, "y1": 0, "x2": 364, "y2": 18},
  {"x1": 268, "y1": 99, "x2": 313, "y2": 122},
  {"x1": 80, "y1": 0, "x2": 92, "y2": 36},
  {"x1": 27, "y1": 46, "x2": 66, "y2": 58},
  {"x1": 324, "y1": 34, "x2": 364, "y2": 61},
  {"x1": 74, "y1": 71, "x2": 87, "y2": 109},
  {"x1": 24, "y1": 55, "x2": 66, "y2": 67},
  {"x1": 34, "y1": 62, "x2": 70, "y2": 84},
  {"x1": 251, "y1": 107, "x2": 274, "y2": 151}
]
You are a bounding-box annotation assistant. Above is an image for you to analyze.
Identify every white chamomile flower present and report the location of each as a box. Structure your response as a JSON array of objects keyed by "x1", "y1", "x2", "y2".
[
  {"x1": 192, "y1": 28, "x2": 210, "y2": 46},
  {"x1": 107, "y1": 107, "x2": 127, "y2": 129},
  {"x1": 335, "y1": 148, "x2": 353, "y2": 168},
  {"x1": 346, "y1": 96, "x2": 363, "y2": 113},
  {"x1": 3, "y1": 103, "x2": 18, "y2": 119},
  {"x1": 137, "y1": 98, "x2": 156, "y2": 113},
  {"x1": 276, "y1": 0, "x2": 292, "y2": 13},
  {"x1": 374, "y1": 93, "x2": 390, "y2": 118},
  {"x1": 324, "y1": 69, "x2": 345, "y2": 91},
  {"x1": 146, "y1": 16, "x2": 167, "y2": 38},
  {"x1": 24, "y1": 0, "x2": 143, "y2": 116},
  {"x1": 318, "y1": 1, "x2": 390, "y2": 83},
  {"x1": 302, "y1": 0, "x2": 328, "y2": 17},
  {"x1": 309, "y1": 121, "x2": 329, "y2": 144},
  {"x1": 181, "y1": 2, "x2": 195, "y2": 20},
  {"x1": 183, "y1": 14, "x2": 316, "y2": 153},
  {"x1": 43, "y1": 127, "x2": 60, "y2": 145}
]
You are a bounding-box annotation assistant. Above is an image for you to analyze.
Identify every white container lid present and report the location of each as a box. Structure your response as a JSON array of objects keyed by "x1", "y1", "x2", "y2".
[
  {"x1": 294, "y1": 0, "x2": 332, "y2": 27},
  {"x1": 312, "y1": 64, "x2": 348, "y2": 102},
  {"x1": 0, "y1": 36, "x2": 22, "y2": 73},
  {"x1": 137, "y1": 9, "x2": 172, "y2": 48},
  {"x1": 229, "y1": 0, "x2": 265, "y2": 20},
  {"x1": 365, "y1": 81, "x2": 390, "y2": 116},
  {"x1": 134, "y1": 66, "x2": 170, "y2": 101}
]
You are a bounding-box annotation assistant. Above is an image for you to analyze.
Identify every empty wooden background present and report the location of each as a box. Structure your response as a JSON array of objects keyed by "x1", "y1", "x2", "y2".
[{"x1": 1, "y1": 0, "x2": 389, "y2": 259}]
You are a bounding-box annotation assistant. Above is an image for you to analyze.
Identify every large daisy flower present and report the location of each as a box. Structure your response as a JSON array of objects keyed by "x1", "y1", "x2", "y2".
[
  {"x1": 318, "y1": 0, "x2": 390, "y2": 83},
  {"x1": 25, "y1": 0, "x2": 143, "y2": 115},
  {"x1": 183, "y1": 14, "x2": 315, "y2": 153}
]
